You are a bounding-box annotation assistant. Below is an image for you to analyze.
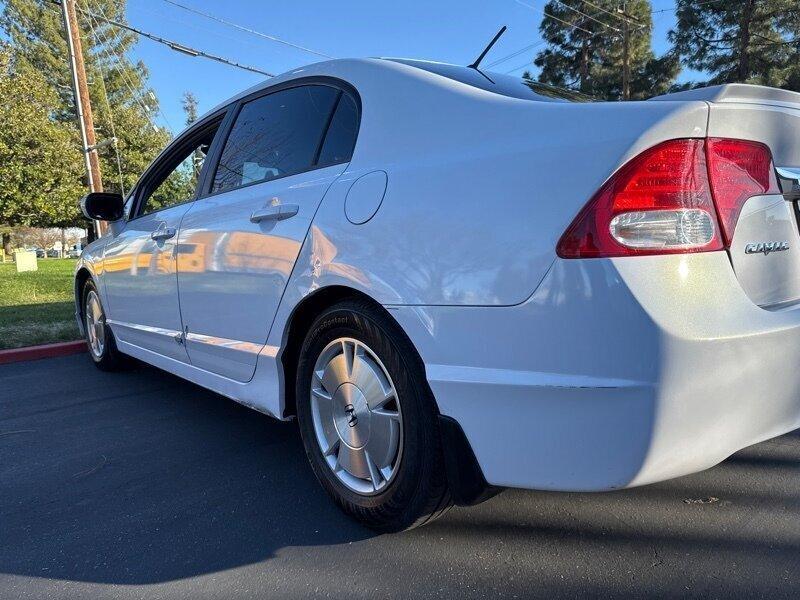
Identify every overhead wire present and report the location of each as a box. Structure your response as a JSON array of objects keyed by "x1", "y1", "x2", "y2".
[
  {"x1": 83, "y1": 4, "x2": 174, "y2": 134},
  {"x1": 498, "y1": 0, "x2": 629, "y2": 74},
  {"x1": 551, "y1": 0, "x2": 621, "y2": 32},
  {"x1": 514, "y1": 0, "x2": 594, "y2": 34},
  {"x1": 485, "y1": 41, "x2": 547, "y2": 69},
  {"x1": 160, "y1": 0, "x2": 334, "y2": 59},
  {"x1": 81, "y1": 0, "x2": 127, "y2": 195},
  {"x1": 47, "y1": 0, "x2": 275, "y2": 77},
  {"x1": 582, "y1": 0, "x2": 639, "y2": 24}
]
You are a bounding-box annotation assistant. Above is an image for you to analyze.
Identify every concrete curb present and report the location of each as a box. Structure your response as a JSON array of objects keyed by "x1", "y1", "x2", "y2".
[{"x1": 0, "y1": 340, "x2": 86, "y2": 365}]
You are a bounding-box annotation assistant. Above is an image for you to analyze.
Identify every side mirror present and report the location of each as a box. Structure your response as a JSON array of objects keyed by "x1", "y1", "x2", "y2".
[{"x1": 80, "y1": 192, "x2": 124, "y2": 222}]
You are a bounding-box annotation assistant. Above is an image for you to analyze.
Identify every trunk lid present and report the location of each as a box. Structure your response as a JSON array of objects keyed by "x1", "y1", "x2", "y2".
[{"x1": 654, "y1": 84, "x2": 800, "y2": 308}]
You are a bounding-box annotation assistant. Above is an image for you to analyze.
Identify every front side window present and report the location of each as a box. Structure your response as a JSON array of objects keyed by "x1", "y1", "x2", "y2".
[
  {"x1": 211, "y1": 85, "x2": 341, "y2": 194},
  {"x1": 139, "y1": 127, "x2": 218, "y2": 217}
]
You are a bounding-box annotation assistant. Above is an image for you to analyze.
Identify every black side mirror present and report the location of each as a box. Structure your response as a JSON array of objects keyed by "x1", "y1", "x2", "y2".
[{"x1": 80, "y1": 192, "x2": 124, "y2": 222}]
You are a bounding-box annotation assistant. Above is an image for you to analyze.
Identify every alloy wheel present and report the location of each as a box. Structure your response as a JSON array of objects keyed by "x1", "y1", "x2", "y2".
[
  {"x1": 309, "y1": 337, "x2": 403, "y2": 495},
  {"x1": 85, "y1": 290, "x2": 106, "y2": 359}
]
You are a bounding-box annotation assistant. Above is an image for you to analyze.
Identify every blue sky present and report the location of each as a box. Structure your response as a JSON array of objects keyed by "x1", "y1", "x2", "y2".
[
  {"x1": 0, "y1": 1, "x2": 694, "y2": 135},
  {"x1": 122, "y1": 0, "x2": 693, "y2": 135}
]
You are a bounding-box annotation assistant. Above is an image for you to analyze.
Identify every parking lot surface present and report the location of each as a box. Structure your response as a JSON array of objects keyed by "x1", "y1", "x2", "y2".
[{"x1": 2, "y1": 354, "x2": 799, "y2": 599}]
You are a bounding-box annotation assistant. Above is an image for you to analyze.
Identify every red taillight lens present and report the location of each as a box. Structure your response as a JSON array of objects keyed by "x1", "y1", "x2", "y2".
[
  {"x1": 706, "y1": 138, "x2": 780, "y2": 246},
  {"x1": 557, "y1": 139, "x2": 723, "y2": 258},
  {"x1": 557, "y1": 137, "x2": 780, "y2": 258}
]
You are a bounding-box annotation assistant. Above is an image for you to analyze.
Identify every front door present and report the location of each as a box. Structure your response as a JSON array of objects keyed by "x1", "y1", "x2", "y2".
[
  {"x1": 102, "y1": 118, "x2": 224, "y2": 361},
  {"x1": 177, "y1": 83, "x2": 360, "y2": 381}
]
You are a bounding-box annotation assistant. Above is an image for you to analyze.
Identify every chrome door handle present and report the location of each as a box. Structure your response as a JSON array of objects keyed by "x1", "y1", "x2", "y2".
[
  {"x1": 250, "y1": 204, "x2": 299, "y2": 223},
  {"x1": 151, "y1": 227, "x2": 176, "y2": 241}
]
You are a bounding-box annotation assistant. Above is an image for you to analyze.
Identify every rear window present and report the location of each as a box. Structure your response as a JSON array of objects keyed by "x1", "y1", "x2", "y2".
[{"x1": 386, "y1": 59, "x2": 591, "y2": 103}]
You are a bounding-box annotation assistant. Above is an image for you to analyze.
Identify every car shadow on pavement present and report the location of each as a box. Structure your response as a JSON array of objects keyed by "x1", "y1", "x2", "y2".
[
  {"x1": 1, "y1": 354, "x2": 799, "y2": 596},
  {"x1": 0, "y1": 355, "x2": 374, "y2": 585}
]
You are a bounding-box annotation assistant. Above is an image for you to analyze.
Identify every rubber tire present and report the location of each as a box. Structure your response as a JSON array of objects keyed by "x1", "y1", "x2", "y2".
[
  {"x1": 296, "y1": 299, "x2": 452, "y2": 532},
  {"x1": 81, "y1": 279, "x2": 128, "y2": 371}
]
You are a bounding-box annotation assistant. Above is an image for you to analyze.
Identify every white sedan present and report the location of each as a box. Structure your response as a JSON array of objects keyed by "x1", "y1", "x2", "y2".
[{"x1": 75, "y1": 57, "x2": 800, "y2": 531}]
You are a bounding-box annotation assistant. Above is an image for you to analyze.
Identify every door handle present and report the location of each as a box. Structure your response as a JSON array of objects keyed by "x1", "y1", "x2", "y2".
[
  {"x1": 250, "y1": 204, "x2": 299, "y2": 224},
  {"x1": 151, "y1": 227, "x2": 176, "y2": 241}
]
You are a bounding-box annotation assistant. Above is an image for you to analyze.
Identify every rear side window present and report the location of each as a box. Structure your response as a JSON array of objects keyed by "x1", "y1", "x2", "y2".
[
  {"x1": 211, "y1": 85, "x2": 340, "y2": 193},
  {"x1": 317, "y1": 93, "x2": 358, "y2": 167}
]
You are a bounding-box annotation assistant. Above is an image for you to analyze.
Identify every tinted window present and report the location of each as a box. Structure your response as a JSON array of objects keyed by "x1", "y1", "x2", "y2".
[
  {"x1": 317, "y1": 93, "x2": 358, "y2": 166},
  {"x1": 212, "y1": 85, "x2": 340, "y2": 193},
  {"x1": 140, "y1": 128, "x2": 217, "y2": 216}
]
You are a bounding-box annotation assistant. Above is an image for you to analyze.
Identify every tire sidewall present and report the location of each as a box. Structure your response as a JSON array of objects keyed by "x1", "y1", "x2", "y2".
[
  {"x1": 296, "y1": 302, "x2": 439, "y2": 519},
  {"x1": 81, "y1": 279, "x2": 116, "y2": 367}
]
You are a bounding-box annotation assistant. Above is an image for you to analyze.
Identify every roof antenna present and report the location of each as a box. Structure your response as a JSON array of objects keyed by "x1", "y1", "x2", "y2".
[{"x1": 468, "y1": 26, "x2": 507, "y2": 70}]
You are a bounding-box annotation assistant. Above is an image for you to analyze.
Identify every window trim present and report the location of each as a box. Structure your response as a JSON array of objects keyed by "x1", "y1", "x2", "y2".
[
  {"x1": 127, "y1": 108, "x2": 231, "y2": 222},
  {"x1": 201, "y1": 76, "x2": 361, "y2": 200}
]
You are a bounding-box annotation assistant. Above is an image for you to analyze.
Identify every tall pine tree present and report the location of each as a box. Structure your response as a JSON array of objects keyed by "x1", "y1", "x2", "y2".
[
  {"x1": 532, "y1": 0, "x2": 678, "y2": 100},
  {"x1": 670, "y1": 0, "x2": 800, "y2": 90},
  {"x1": 1, "y1": 0, "x2": 171, "y2": 200}
]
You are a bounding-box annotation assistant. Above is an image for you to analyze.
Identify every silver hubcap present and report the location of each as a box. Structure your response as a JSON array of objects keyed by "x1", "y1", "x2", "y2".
[
  {"x1": 310, "y1": 338, "x2": 402, "y2": 495},
  {"x1": 85, "y1": 290, "x2": 106, "y2": 358}
]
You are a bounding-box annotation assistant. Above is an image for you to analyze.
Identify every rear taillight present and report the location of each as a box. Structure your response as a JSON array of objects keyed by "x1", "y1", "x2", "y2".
[
  {"x1": 557, "y1": 138, "x2": 780, "y2": 258},
  {"x1": 706, "y1": 138, "x2": 781, "y2": 246}
]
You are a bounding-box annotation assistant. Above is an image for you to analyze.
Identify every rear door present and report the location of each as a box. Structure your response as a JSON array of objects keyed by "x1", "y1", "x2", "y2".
[
  {"x1": 177, "y1": 82, "x2": 360, "y2": 381},
  {"x1": 102, "y1": 116, "x2": 224, "y2": 361}
]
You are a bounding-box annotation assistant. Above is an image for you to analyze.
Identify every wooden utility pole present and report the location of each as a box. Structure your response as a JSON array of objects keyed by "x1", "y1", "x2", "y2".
[{"x1": 61, "y1": 0, "x2": 104, "y2": 237}]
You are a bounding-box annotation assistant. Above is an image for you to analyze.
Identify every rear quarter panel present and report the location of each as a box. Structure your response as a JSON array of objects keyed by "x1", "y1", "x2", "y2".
[{"x1": 289, "y1": 59, "x2": 710, "y2": 307}]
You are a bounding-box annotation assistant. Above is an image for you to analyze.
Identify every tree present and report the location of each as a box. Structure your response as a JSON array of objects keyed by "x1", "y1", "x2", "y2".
[
  {"x1": 0, "y1": 46, "x2": 84, "y2": 256},
  {"x1": 182, "y1": 91, "x2": 198, "y2": 126},
  {"x1": 670, "y1": 0, "x2": 800, "y2": 90},
  {"x1": 532, "y1": 0, "x2": 678, "y2": 100},
  {"x1": 25, "y1": 228, "x2": 62, "y2": 252},
  {"x1": 1, "y1": 0, "x2": 171, "y2": 198}
]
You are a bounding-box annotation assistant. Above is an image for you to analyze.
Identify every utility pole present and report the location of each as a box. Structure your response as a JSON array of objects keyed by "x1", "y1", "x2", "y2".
[{"x1": 61, "y1": 0, "x2": 104, "y2": 237}]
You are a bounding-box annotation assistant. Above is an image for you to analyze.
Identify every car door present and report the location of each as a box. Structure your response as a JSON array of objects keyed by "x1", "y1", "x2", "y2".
[
  {"x1": 177, "y1": 82, "x2": 360, "y2": 381},
  {"x1": 102, "y1": 116, "x2": 225, "y2": 361}
]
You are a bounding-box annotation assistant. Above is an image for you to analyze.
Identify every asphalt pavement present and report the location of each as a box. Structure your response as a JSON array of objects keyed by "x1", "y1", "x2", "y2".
[{"x1": 1, "y1": 354, "x2": 799, "y2": 599}]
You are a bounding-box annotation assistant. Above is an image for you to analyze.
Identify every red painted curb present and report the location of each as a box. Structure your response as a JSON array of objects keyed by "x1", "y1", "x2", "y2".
[{"x1": 0, "y1": 340, "x2": 86, "y2": 365}]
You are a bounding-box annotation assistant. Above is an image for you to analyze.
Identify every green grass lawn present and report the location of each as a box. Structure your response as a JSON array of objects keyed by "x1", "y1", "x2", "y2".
[{"x1": 0, "y1": 258, "x2": 80, "y2": 349}]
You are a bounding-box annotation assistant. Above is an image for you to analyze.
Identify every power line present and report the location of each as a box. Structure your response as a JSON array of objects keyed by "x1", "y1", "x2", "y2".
[
  {"x1": 83, "y1": 4, "x2": 175, "y2": 134},
  {"x1": 652, "y1": 0, "x2": 725, "y2": 15},
  {"x1": 505, "y1": 59, "x2": 538, "y2": 74},
  {"x1": 161, "y1": 0, "x2": 334, "y2": 59},
  {"x1": 85, "y1": 6, "x2": 274, "y2": 76},
  {"x1": 128, "y1": 2, "x2": 289, "y2": 57},
  {"x1": 47, "y1": 0, "x2": 274, "y2": 77},
  {"x1": 582, "y1": 0, "x2": 638, "y2": 24},
  {"x1": 514, "y1": 0, "x2": 594, "y2": 34},
  {"x1": 82, "y1": 1, "x2": 126, "y2": 196},
  {"x1": 485, "y1": 41, "x2": 547, "y2": 68},
  {"x1": 496, "y1": 1, "x2": 625, "y2": 73},
  {"x1": 551, "y1": 0, "x2": 621, "y2": 32},
  {"x1": 82, "y1": 7, "x2": 170, "y2": 131}
]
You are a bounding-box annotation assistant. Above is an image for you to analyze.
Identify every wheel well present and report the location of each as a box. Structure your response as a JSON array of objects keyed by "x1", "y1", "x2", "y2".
[
  {"x1": 75, "y1": 268, "x2": 92, "y2": 323},
  {"x1": 280, "y1": 286, "x2": 411, "y2": 418},
  {"x1": 278, "y1": 286, "x2": 495, "y2": 505}
]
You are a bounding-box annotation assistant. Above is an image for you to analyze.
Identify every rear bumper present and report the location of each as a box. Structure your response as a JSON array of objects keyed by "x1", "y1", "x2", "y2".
[{"x1": 389, "y1": 252, "x2": 800, "y2": 491}]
